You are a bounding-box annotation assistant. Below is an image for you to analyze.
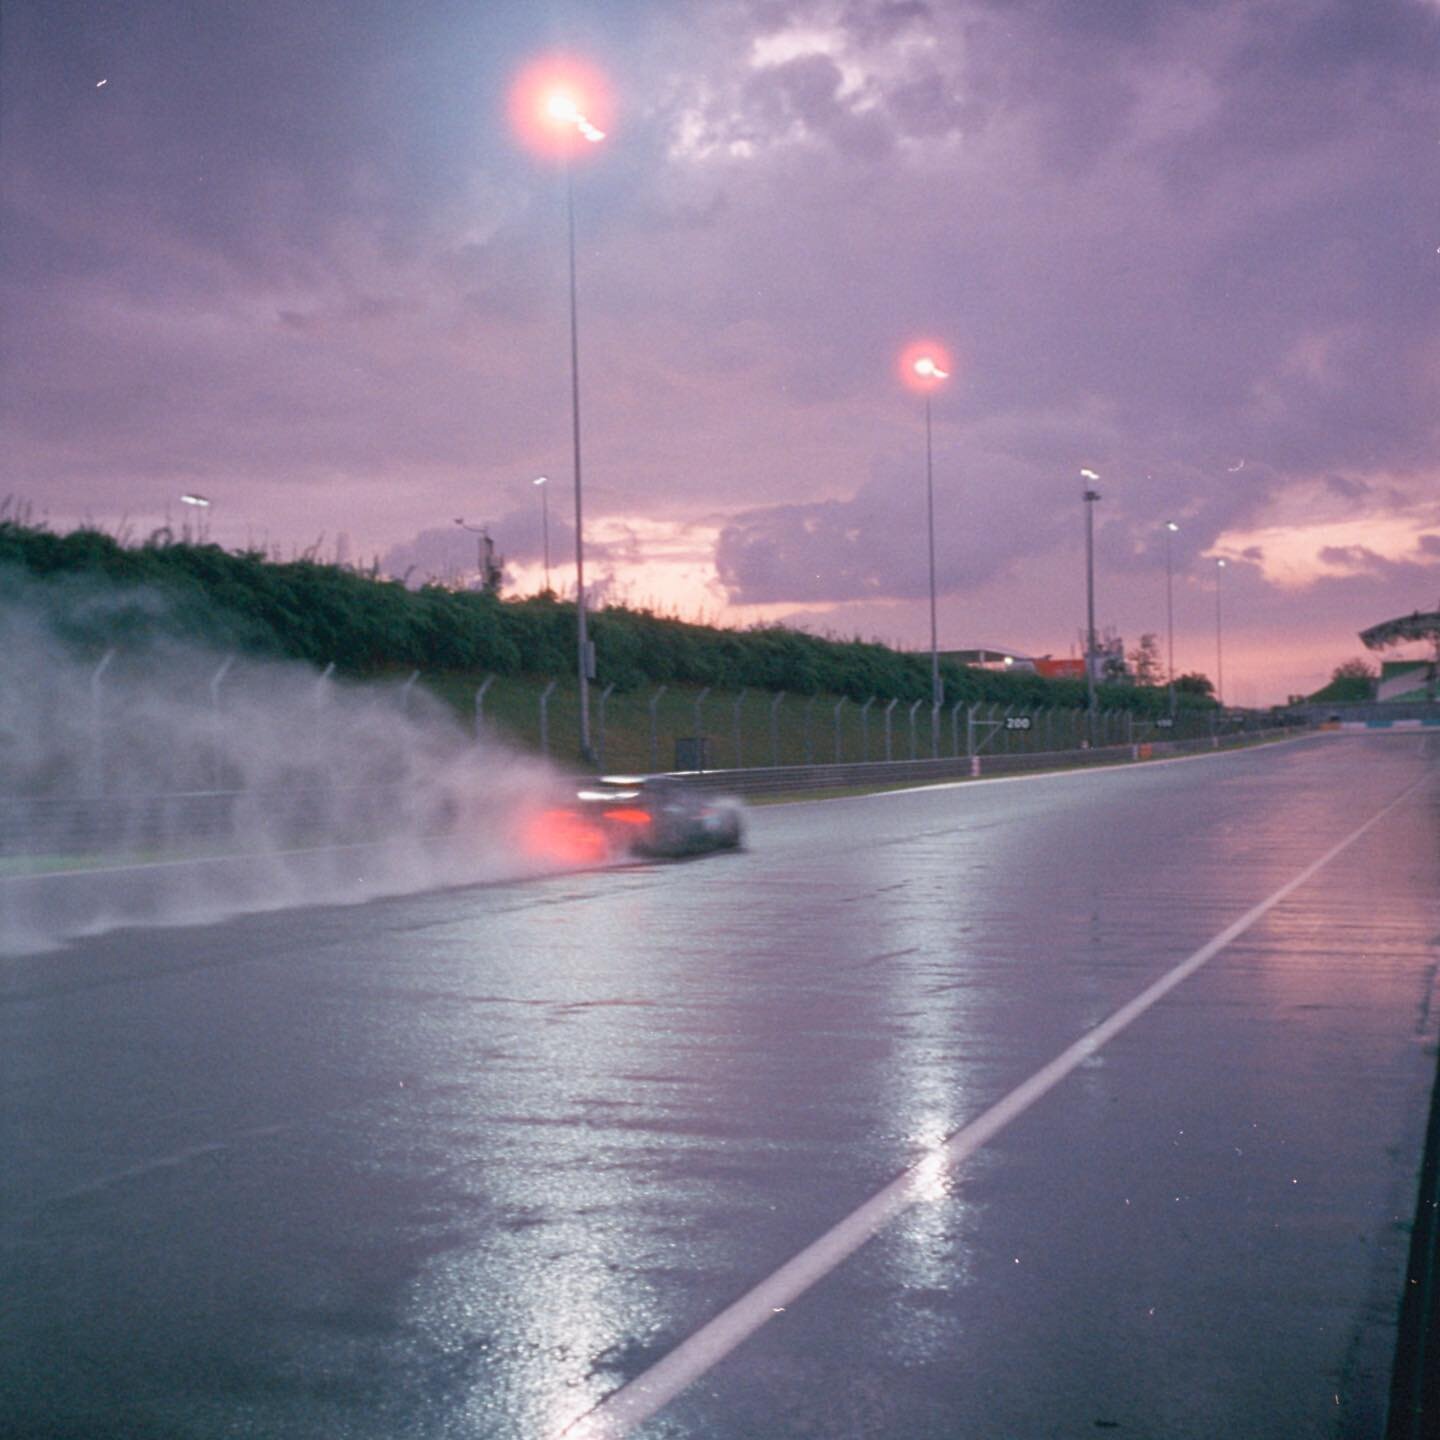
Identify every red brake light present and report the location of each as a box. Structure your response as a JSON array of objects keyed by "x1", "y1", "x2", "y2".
[
  {"x1": 602, "y1": 807, "x2": 652, "y2": 826},
  {"x1": 525, "y1": 808, "x2": 612, "y2": 863}
]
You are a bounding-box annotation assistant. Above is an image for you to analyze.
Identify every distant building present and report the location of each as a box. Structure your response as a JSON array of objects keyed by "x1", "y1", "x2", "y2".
[
  {"x1": 1358, "y1": 607, "x2": 1439, "y2": 704},
  {"x1": 939, "y1": 640, "x2": 1130, "y2": 684},
  {"x1": 940, "y1": 647, "x2": 1036, "y2": 673},
  {"x1": 1033, "y1": 656, "x2": 1085, "y2": 681},
  {"x1": 1378, "y1": 660, "x2": 1434, "y2": 703}
]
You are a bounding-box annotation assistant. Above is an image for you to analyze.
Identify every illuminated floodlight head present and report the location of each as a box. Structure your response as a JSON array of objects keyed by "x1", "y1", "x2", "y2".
[
  {"x1": 510, "y1": 56, "x2": 613, "y2": 158},
  {"x1": 1217, "y1": 557, "x2": 1227, "y2": 568},
  {"x1": 1166, "y1": 520, "x2": 1180, "y2": 532},
  {"x1": 545, "y1": 90, "x2": 604, "y2": 142},
  {"x1": 1080, "y1": 469, "x2": 1100, "y2": 482},
  {"x1": 180, "y1": 492, "x2": 211, "y2": 507},
  {"x1": 898, "y1": 338, "x2": 955, "y2": 393},
  {"x1": 533, "y1": 475, "x2": 549, "y2": 487}
]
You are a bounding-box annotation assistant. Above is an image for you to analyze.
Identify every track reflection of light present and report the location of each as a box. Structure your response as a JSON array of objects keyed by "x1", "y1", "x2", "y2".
[
  {"x1": 398, "y1": 875, "x2": 683, "y2": 1438},
  {"x1": 834, "y1": 829, "x2": 1032, "y2": 1307},
  {"x1": 906, "y1": 1131, "x2": 954, "y2": 1205},
  {"x1": 402, "y1": 1233, "x2": 648, "y2": 1438}
]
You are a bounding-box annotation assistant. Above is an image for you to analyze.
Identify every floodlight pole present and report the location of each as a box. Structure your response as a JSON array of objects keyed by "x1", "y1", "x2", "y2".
[
  {"x1": 1083, "y1": 478, "x2": 1101, "y2": 744},
  {"x1": 1214, "y1": 558, "x2": 1226, "y2": 708},
  {"x1": 1165, "y1": 521, "x2": 1178, "y2": 719},
  {"x1": 925, "y1": 392, "x2": 940, "y2": 715},
  {"x1": 565, "y1": 161, "x2": 593, "y2": 762}
]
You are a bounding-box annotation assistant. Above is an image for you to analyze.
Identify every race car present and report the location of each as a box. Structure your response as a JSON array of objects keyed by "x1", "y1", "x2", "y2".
[{"x1": 526, "y1": 775, "x2": 745, "y2": 864}]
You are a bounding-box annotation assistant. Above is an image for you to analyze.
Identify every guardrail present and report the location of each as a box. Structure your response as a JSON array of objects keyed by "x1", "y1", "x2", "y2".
[{"x1": 653, "y1": 726, "x2": 1310, "y2": 797}]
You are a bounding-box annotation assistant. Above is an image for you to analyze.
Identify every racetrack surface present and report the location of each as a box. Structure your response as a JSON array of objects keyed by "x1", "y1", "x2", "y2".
[{"x1": 3, "y1": 734, "x2": 1437, "y2": 1438}]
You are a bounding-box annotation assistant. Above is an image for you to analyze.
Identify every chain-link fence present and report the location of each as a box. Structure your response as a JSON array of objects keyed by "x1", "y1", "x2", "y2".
[
  {"x1": 0, "y1": 658, "x2": 1286, "y2": 862},
  {"x1": 438, "y1": 672, "x2": 1247, "y2": 771}
]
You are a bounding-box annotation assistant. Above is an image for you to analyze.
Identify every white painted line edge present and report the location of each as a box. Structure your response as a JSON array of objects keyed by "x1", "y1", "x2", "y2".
[{"x1": 557, "y1": 768, "x2": 1433, "y2": 1439}]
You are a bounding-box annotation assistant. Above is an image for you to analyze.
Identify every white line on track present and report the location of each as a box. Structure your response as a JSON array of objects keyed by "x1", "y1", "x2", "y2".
[{"x1": 557, "y1": 769, "x2": 1432, "y2": 1439}]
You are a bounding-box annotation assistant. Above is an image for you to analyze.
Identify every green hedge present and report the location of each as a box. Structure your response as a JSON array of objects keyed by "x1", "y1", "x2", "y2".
[{"x1": 0, "y1": 520, "x2": 1210, "y2": 715}]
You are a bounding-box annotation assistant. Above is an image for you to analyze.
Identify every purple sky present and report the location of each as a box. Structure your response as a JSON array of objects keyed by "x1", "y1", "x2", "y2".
[{"x1": 3, "y1": 0, "x2": 1438, "y2": 704}]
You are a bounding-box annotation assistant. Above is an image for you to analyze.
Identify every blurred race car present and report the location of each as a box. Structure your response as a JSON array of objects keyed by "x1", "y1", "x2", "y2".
[{"x1": 526, "y1": 775, "x2": 744, "y2": 863}]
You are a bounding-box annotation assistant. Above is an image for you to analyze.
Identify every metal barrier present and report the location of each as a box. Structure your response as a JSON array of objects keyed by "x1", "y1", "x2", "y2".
[{"x1": 653, "y1": 726, "x2": 1309, "y2": 797}]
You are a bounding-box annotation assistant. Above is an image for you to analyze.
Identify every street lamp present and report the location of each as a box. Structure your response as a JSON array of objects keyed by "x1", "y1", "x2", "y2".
[
  {"x1": 454, "y1": 517, "x2": 498, "y2": 594},
  {"x1": 1215, "y1": 557, "x2": 1226, "y2": 709},
  {"x1": 1165, "y1": 520, "x2": 1179, "y2": 719},
  {"x1": 1081, "y1": 471, "x2": 1101, "y2": 743},
  {"x1": 900, "y1": 343, "x2": 951, "y2": 749},
  {"x1": 511, "y1": 59, "x2": 610, "y2": 763},
  {"x1": 533, "y1": 476, "x2": 551, "y2": 594},
  {"x1": 180, "y1": 492, "x2": 211, "y2": 543}
]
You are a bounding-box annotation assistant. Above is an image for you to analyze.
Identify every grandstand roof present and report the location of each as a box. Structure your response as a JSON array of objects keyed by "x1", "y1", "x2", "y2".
[{"x1": 1359, "y1": 609, "x2": 1440, "y2": 650}]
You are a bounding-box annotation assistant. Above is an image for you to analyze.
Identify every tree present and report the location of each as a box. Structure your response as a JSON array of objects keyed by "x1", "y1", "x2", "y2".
[
  {"x1": 1314, "y1": 658, "x2": 1375, "y2": 703},
  {"x1": 1331, "y1": 657, "x2": 1376, "y2": 682},
  {"x1": 1175, "y1": 672, "x2": 1215, "y2": 699},
  {"x1": 1128, "y1": 632, "x2": 1163, "y2": 685}
]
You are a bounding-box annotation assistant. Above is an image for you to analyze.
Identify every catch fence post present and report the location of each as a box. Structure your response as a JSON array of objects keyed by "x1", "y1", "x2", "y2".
[
  {"x1": 967, "y1": 702, "x2": 980, "y2": 758},
  {"x1": 648, "y1": 685, "x2": 667, "y2": 772},
  {"x1": 400, "y1": 669, "x2": 420, "y2": 712},
  {"x1": 474, "y1": 675, "x2": 493, "y2": 736},
  {"x1": 951, "y1": 697, "x2": 965, "y2": 757},
  {"x1": 884, "y1": 698, "x2": 898, "y2": 761},
  {"x1": 209, "y1": 655, "x2": 235, "y2": 788},
  {"x1": 597, "y1": 683, "x2": 615, "y2": 772},
  {"x1": 860, "y1": 696, "x2": 875, "y2": 761},
  {"x1": 732, "y1": 689, "x2": 747, "y2": 769},
  {"x1": 908, "y1": 699, "x2": 922, "y2": 759},
  {"x1": 539, "y1": 679, "x2": 557, "y2": 757},
  {"x1": 1001, "y1": 704, "x2": 1014, "y2": 753},
  {"x1": 694, "y1": 687, "x2": 710, "y2": 771},
  {"x1": 803, "y1": 695, "x2": 816, "y2": 765},
  {"x1": 770, "y1": 692, "x2": 785, "y2": 766},
  {"x1": 833, "y1": 697, "x2": 846, "y2": 763},
  {"x1": 90, "y1": 648, "x2": 115, "y2": 796},
  {"x1": 316, "y1": 661, "x2": 335, "y2": 710}
]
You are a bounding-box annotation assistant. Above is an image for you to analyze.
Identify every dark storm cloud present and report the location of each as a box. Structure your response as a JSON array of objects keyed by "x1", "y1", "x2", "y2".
[{"x1": 696, "y1": 0, "x2": 1438, "y2": 606}]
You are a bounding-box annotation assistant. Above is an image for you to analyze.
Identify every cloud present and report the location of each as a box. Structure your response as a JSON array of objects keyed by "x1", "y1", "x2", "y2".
[{"x1": 3, "y1": 0, "x2": 1439, "y2": 706}]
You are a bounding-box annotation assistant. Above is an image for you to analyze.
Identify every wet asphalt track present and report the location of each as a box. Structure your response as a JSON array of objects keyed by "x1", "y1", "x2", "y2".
[{"x1": 2, "y1": 733, "x2": 1438, "y2": 1439}]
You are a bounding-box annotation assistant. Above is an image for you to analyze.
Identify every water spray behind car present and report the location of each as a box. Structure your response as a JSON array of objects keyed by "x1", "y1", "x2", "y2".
[{"x1": 0, "y1": 570, "x2": 593, "y2": 954}]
